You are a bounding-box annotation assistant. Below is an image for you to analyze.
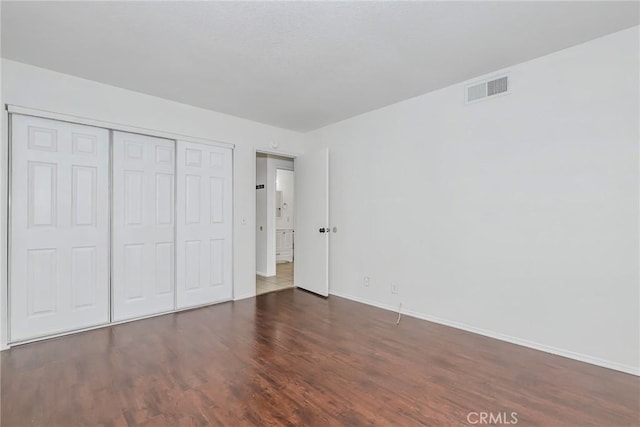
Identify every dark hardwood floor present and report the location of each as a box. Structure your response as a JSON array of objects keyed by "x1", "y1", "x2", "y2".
[{"x1": 2, "y1": 289, "x2": 638, "y2": 426}]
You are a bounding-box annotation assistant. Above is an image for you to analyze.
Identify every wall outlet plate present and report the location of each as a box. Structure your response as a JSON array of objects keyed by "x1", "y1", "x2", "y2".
[
  {"x1": 391, "y1": 283, "x2": 399, "y2": 294},
  {"x1": 363, "y1": 276, "x2": 370, "y2": 287}
]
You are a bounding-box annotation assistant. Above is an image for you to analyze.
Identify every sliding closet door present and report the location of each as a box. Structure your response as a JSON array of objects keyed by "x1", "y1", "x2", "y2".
[
  {"x1": 176, "y1": 141, "x2": 232, "y2": 308},
  {"x1": 10, "y1": 114, "x2": 110, "y2": 342},
  {"x1": 112, "y1": 132, "x2": 175, "y2": 321}
]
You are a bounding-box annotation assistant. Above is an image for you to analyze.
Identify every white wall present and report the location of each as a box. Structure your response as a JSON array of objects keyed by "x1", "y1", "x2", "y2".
[
  {"x1": 0, "y1": 59, "x2": 306, "y2": 348},
  {"x1": 306, "y1": 27, "x2": 640, "y2": 374},
  {"x1": 276, "y1": 169, "x2": 295, "y2": 230},
  {"x1": 256, "y1": 157, "x2": 268, "y2": 276}
]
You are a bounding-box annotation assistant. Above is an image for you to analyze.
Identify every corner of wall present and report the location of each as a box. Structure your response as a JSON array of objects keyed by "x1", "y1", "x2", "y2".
[{"x1": 0, "y1": 46, "x2": 7, "y2": 351}]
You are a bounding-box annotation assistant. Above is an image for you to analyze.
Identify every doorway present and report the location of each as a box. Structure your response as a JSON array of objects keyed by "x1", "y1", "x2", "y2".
[{"x1": 256, "y1": 153, "x2": 295, "y2": 295}]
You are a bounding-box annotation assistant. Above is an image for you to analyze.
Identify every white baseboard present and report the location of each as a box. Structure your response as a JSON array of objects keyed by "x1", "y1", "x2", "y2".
[
  {"x1": 329, "y1": 290, "x2": 640, "y2": 376},
  {"x1": 256, "y1": 271, "x2": 276, "y2": 278}
]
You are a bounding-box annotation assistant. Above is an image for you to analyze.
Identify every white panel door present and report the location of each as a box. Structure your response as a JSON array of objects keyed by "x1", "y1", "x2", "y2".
[
  {"x1": 112, "y1": 132, "x2": 175, "y2": 321},
  {"x1": 10, "y1": 114, "x2": 110, "y2": 342},
  {"x1": 294, "y1": 148, "x2": 329, "y2": 296},
  {"x1": 176, "y1": 141, "x2": 232, "y2": 308}
]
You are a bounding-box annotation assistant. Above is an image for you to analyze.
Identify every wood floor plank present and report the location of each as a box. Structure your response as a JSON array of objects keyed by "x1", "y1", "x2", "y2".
[{"x1": 2, "y1": 289, "x2": 638, "y2": 426}]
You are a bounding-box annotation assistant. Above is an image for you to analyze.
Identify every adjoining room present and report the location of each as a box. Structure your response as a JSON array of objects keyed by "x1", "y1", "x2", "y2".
[{"x1": 256, "y1": 152, "x2": 296, "y2": 295}]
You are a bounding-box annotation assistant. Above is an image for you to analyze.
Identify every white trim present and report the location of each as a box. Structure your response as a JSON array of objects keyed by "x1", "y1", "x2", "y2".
[
  {"x1": 1, "y1": 109, "x2": 9, "y2": 350},
  {"x1": 230, "y1": 148, "x2": 235, "y2": 301},
  {"x1": 256, "y1": 148, "x2": 299, "y2": 160},
  {"x1": 7, "y1": 298, "x2": 233, "y2": 348},
  {"x1": 329, "y1": 290, "x2": 640, "y2": 376},
  {"x1": 6, "y1": 104, "x2": 234, "y2": 149},
  {"x1": 252, "y1": 147, "x2": 301, "y2": 299},
  {"x1": 256, "y1": 271, "x2": 271, "y2": 278}
]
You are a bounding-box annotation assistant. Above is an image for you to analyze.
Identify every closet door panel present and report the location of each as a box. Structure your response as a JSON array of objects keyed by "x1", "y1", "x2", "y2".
[
  {"x1": 112, "y1": 132, "x2": 175, "y2": 321},
  {"x1": 176, "y1": 141, "x2": 232, "y2": 308},
  {"x1": 10, "y1": 115, "x2": 110, "y2": 342}
]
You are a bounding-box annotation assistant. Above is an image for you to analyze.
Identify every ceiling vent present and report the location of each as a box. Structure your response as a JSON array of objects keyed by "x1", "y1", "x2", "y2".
[{"x1": 466, "y1": 75, "x2": 509, "y2": 104}]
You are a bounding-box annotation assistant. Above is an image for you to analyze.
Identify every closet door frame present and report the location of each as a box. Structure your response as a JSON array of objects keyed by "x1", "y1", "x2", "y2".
[{"x1": 4, "y1": 105, "x2": 234, "y2": 348}]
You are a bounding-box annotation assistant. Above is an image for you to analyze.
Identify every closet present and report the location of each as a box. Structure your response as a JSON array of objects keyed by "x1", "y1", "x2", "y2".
[
  {"x1": 10, "y1": 115, "x2": 111, "y2": 341},
  {"x1": 111, "y1": 132, "x2": 176, "y2": 321},
  {"x1": 176, "y1": 141, "x2": 233, "y2": 309},
  {"x1": 9, "y1": 112, "x2": 233, "y2": 343}
]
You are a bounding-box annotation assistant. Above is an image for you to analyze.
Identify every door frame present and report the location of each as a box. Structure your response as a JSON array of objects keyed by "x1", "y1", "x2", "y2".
[
  {"x1": 2, "y1": 105, "x2": 235, "y2": 349},
  {"x1": 253, "y1": 148, "x2": 300, "y2": 294}
]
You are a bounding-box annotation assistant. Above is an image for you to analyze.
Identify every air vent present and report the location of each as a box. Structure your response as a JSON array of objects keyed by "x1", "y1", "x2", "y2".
[{"x1": 466, "y1": 75, "x2": 509, "y2": 103}]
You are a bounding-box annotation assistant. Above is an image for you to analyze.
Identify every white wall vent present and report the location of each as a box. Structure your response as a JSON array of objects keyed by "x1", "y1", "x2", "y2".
[{"x1": 466, "y1": 75, "x2": 509, "y2": 103}]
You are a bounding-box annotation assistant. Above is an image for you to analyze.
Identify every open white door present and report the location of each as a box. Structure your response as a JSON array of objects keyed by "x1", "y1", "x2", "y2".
[{"x1": 294, "y1": 147, "x2": 329, "y2": 297}]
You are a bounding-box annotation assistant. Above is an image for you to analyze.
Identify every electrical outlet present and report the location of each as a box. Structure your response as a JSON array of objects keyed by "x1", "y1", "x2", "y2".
[
  {"x1": 363, "y1": 276, "x2": 370, "y2": 287},
  {"x1": 391, "y1": 283, "x2": 399, "y2": 294}
]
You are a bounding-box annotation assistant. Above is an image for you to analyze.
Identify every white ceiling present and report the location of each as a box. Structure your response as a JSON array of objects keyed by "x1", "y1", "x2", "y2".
[{"x1": 2, "y1": 1, "x2": 638, "y2": 132}]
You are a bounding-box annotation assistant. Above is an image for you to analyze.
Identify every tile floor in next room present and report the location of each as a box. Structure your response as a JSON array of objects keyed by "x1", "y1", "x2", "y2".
[{"x1": 256, "y1": 261, "x2": 294, "y2": 295}]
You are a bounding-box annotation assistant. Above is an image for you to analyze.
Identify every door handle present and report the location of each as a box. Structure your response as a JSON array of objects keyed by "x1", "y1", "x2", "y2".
[{"x1": 319, "y1": 228, "x2": 326, "y2": 233}]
